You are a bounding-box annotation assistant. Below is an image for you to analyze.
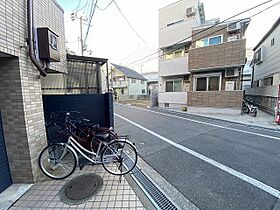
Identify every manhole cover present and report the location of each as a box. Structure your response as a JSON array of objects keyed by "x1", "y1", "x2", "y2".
[{"x1": 59, "y1": 173, "x2": 103, "y2": 205}]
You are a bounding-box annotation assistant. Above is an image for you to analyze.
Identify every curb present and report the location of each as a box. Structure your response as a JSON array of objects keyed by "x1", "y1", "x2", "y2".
[{"x1": 157, "y1": 108, "x2": 280, "y2": 132}]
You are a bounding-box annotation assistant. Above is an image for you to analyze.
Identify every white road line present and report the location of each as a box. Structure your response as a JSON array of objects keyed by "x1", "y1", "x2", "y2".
[
  {"x1": 116, "y1": 104, "x2": 280, "y2": 141},
  {"x1": 115, "y1": 113, "x2": 280, "y2": 198}
]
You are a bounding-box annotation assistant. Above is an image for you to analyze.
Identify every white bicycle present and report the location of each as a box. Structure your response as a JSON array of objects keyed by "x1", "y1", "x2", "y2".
[{"x1": 38, "y1": 134, "x2": 138, "y2": 179}]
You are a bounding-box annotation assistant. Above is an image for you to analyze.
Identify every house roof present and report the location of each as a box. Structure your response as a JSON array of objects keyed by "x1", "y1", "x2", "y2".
[
  {"x1": 111, "y1": 63, "x2": 147, "y2": 80},
  {"x1": 253, "y1": 17, "x2": 280, "y2": 51},
  {"x1": 67, "y1": 54, "x2": 108, "y2": 66}
]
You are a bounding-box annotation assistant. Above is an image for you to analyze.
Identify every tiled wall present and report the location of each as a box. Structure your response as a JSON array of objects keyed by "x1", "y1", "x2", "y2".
[
  {"x1": 189, "y1": 39, "x2": 246, "y2": 70},
  {"x1": 0, "y1": 0, "x2": 66, "y2": 183},
  {"x1": 187, "y1": 91, "x2": 243, "y2": 108}
]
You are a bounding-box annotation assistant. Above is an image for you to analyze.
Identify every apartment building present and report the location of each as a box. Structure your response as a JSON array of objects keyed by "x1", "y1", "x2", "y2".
[
  {"x1": 158, "y1": 0, "x2": 205, "y2": 108},
  {"x1": 0, "y1": 0, "x2": 66, "y2": 192},
  {"x1": 111, "y1": 64, "x2": 147, "y2": 100},
  {"x1": 187, "y1": 18, "x2": 250, "y2": 107},
  {"x1": 246, "y1": 17, "x2": 280, "y2": 113}
]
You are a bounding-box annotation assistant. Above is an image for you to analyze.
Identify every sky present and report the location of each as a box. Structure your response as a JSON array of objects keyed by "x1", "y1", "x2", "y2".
[{"x1": 57, "y1": 0, "x2": 280, "y2": 73}]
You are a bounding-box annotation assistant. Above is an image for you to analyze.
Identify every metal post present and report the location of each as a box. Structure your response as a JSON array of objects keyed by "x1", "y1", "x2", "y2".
[
  {"x1": 96, "y1": 63, "x2": 101, "y2": 94},
  {"x1": 80, "y1": 16, "x2": 83, "y2": 56},
  {"x1": 106, "y1": 61, "x2": 109, "y2": 92}
]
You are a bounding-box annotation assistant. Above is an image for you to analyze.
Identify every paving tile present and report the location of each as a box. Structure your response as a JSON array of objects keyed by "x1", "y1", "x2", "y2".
[{"x1": 11, "y1": 164, "x2": 145, "y2": 209}]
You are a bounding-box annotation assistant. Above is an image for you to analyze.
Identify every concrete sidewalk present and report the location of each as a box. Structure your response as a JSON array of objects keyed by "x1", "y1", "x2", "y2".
[
  {"x1": 167, "y1": 106, "x2": 279, "y2": 130},
  {"x1": 2, "y1": 165, "x2": 145, "y2": 210}
]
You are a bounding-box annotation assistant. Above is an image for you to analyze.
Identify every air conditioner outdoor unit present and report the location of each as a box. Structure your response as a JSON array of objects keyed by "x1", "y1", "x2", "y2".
[
  {"x1": 227, "y1": 34, "x2": 240, "y2": 42},
  {"x1": 186, "y1": 7, "x2": 195, "y2": 17},
  {"x1": 227, "y1": 22, "x2": 241, "y2": 32},
  {"x1": 225, "y1": 68, "x2": 238, "y2": 77}
]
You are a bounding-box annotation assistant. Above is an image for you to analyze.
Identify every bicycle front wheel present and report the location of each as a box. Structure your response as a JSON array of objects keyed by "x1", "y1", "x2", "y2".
[
  {"x1": 39, "y1": 144, "x2": 77, "y2": 180},
  {"x1": 101, "y1": 140, "x2": 138, "y2": 175}
]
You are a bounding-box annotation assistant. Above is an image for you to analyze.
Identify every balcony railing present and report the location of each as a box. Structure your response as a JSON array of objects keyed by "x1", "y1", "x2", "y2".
[
  {"x1": 159, "y1": 54, "x2": 189, "y2": 77},
  {"x1": 112, "y1": 81, "x2": 128, "y2": 88},
  {"x1": 188, "y1": 39, "x2": 246, "y2": 71}
]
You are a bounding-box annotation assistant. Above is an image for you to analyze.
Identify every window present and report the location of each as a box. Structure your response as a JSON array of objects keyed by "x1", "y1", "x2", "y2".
[
  {"x1": 50, "y1": 34, "x2": 58, "y2": 50},
  {"x1": 142, "y1": 89, "x2": 146, "y2": 94},
  {"x1": 208, "y1": 76, "x2": 220, "y2": 91},
  {"x1": 167, "y1": 19, "x2": 183, "y2": 27},
  {"x1": 141, "y1": 80, "x2": 145, "y2": 84},
  {"x1": 271, "y1": 37, "x2": 275, "y2": 46},
  {"x1": 194, "y1": 74, "x2": 221, "y2": 91},
  {"x1": 254, "y1": 48, "x2": 262, "y2": 64},
  {"x1": 262, "y1": 77, "x2": 273, "y2": 86},
  {"x1": 131, "y1": 78, "x2": 136, "y2": 83},
  {"x1": 163, "y1": 47, "x2": 185, "y2": 60},
  {"x1": 196, "y1": 78, "x2": 207, "y2": 91},
  {"x1": 209, "y1": 36, "x2": 222, "y2": 45},
  {"x1": 195, "y1": 35, "x2": 223, "y2": 48},
  {"x1": 121, "y1": 89, "x2": 124, "y2": 94},
  {"x1": 166, "y1": 80, "x2": 182, "y2": 92}
]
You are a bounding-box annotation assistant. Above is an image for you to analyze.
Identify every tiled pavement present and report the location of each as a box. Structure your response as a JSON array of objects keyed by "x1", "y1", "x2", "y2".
[{"x1": 9, "y1": 164, "x2": 145, "y2": 210}]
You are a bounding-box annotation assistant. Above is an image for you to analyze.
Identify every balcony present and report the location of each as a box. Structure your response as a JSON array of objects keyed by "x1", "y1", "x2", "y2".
[
  {"x1": 159, "y1": 54, "x2": 189, "y2": 77},
  {"x1": 188, "y1": 39, "x2": 246, "y2": 71},
  {"x1": 112, "y1": 81, "x2": 128, "y2": 88}
]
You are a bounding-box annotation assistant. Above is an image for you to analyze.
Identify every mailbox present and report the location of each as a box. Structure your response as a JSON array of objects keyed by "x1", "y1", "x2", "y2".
[{"x1": 37, "y1": 27, "x2": 60, "y2": 62}]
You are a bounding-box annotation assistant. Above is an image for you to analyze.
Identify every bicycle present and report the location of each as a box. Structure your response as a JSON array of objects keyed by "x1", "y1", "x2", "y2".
[
  {"x1": 242, "y1": 98, "x2": 257, "y2": 117},
  {"x1": 38, "y1": 134, "x2": 138, "y2": 179}
]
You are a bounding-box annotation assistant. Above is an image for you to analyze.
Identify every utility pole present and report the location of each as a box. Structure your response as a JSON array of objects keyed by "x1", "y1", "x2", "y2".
[{"x1": 80, "y1": 16, "x2": 84, "y2": 56}]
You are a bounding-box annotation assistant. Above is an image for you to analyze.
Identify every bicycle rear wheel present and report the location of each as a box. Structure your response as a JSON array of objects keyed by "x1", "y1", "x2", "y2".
[
  {"x1": 39, "y1": 144, "x2": 77, "y2": 180},
  {"x1": 101, "y1": 140, "x2": 137, "y2": 175}
]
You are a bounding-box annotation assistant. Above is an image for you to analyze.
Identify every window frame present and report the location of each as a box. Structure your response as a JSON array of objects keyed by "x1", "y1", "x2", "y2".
[
  {"x1": 165, "y1": 79, "x2": 183, "y2": 92},
  {"x1": 193, "y1": 73, "x2": 222, "y2": 91},
  {"x1": 195, "y1": 35, "x2": 223, "y2": 48},
  {"x1": 131, "y1": 78, "x2": 136, "y2": 84}
]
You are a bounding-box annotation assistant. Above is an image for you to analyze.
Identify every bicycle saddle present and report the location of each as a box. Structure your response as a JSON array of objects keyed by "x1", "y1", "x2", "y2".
[{"x1": 95, "y1": 133, "x2": 110, "y2": 142}]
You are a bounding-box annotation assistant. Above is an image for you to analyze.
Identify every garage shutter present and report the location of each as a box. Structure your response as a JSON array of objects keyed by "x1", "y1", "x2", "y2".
[{"x1": 0, "y1": 111, "x2": 12, "y2": 193}]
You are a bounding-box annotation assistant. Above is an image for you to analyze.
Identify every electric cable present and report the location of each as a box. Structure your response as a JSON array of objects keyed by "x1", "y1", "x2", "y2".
[
  {"x1": 130, "y1": 0, "x2": 280, "y2": 66},
  {"x1": 128, "y1": 0, "x2": 275, "y2": 65},
  {"x1": 97, "y1": 0, "x2": 114, "y2": 11},
  {"x1": 113, "y1": 0, "x2": 147, "y2": 44}
]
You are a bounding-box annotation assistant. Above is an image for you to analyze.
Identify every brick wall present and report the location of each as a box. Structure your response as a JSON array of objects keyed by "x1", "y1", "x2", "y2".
[
  {"x1": 187, "y1": 91, "x2": 243, "y2": 108},
  {"x1": 189, "y1": 39, "x2": 246, "y2": 70},
  {"x1": 0, "y1": 0, "x2": 66, "y2": 183}
]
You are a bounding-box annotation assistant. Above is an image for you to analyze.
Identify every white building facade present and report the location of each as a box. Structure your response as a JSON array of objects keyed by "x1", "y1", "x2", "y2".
[
  {"x1": 246, "y1": 17, "x2": 280, "y2": 113},
  {"x1": 158, "y1": 0, "x2": 205, "y2": 108}
]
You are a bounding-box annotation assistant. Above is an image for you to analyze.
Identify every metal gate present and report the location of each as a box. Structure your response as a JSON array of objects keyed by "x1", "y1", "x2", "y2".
[{"x1": 0, "y1": 111, "x2": 12, "y2": 193}]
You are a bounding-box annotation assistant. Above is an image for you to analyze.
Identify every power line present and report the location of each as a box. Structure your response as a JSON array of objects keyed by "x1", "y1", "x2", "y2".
[
  {"x1": 113, "y1": 0, "x2": 147, "y2": 44},
  {"x1": 84, "y1": 0, "x2": 98, "y2": 43},
  {"x1": 128, "y1": 0, "x2": 274, "y2": 65},
  {"x1": 97, "y1": 0, "x2": 114, "y2": 11},
  {"x1": 131, "y1": 0, "x2": 280, "y2": 66}
]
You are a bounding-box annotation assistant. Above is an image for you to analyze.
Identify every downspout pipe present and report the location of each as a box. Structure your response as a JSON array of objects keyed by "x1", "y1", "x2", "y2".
[{"x1": 27, "y1": 0, "x2": 48, "y2": 77}]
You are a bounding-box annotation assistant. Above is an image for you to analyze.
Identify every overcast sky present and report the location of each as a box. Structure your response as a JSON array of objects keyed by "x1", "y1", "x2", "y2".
[{"x1": 57, "y1": 0, "x2": 280, "y2": 73}]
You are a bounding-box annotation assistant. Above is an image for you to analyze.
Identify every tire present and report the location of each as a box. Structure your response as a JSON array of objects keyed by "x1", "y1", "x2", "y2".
[
  {"x1": 101, "y1": 140, "x2": 137, "y2": 176},
  {"x1": 38, "y1": 143, "x2": 77, "y2": 180},
  {"x1": 252, "y1": 109, "x2": 257, "y2": 117},
  {"x1": 242, "y1": 106, "x2": 249, "y2": 114}
]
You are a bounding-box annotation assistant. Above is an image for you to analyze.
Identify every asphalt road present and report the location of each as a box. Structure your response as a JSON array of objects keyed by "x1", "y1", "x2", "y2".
[{"x1": 114, "y1": 104, "x2": 280, "y2": 210}]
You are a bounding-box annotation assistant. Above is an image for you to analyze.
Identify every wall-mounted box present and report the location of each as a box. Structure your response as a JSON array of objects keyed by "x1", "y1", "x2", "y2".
[{"x1": 37, "y1": 27, "x2": 60, "y2": 62}]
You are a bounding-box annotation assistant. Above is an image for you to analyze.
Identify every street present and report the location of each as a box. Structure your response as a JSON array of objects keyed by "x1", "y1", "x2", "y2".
[{"x1": 114, "y1": 103, "x2": 280, "y2": 210}]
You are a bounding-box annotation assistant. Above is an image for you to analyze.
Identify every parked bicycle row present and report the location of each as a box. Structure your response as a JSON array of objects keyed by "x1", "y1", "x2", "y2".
[{"x1": 39, "y1": 111, "x2": 138, "y2": 179}]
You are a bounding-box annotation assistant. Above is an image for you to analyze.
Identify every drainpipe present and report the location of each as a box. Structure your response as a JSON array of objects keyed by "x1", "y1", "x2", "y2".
[{"x1": 27, "y1": 0, "x2": 48, "y2": 77}]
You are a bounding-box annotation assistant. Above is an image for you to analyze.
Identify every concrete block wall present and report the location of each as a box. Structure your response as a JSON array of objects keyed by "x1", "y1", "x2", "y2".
[
  {"x1": 0, "y1": 0, "x2": 66, "y2": 183},
  {"x1": 187, "y1": 91, "x2": 243, "y2": 108}
]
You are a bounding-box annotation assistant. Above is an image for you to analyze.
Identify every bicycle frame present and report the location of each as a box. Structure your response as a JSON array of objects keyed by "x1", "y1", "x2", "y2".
[{"x1": 62, "y1": 135, "x2": 125, "y2": 165}]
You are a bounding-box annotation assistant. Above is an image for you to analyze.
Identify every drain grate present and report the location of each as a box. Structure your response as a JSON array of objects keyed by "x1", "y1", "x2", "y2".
[{"x1": 124, "y1": 157, "x2": 180, "y2": 210}]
